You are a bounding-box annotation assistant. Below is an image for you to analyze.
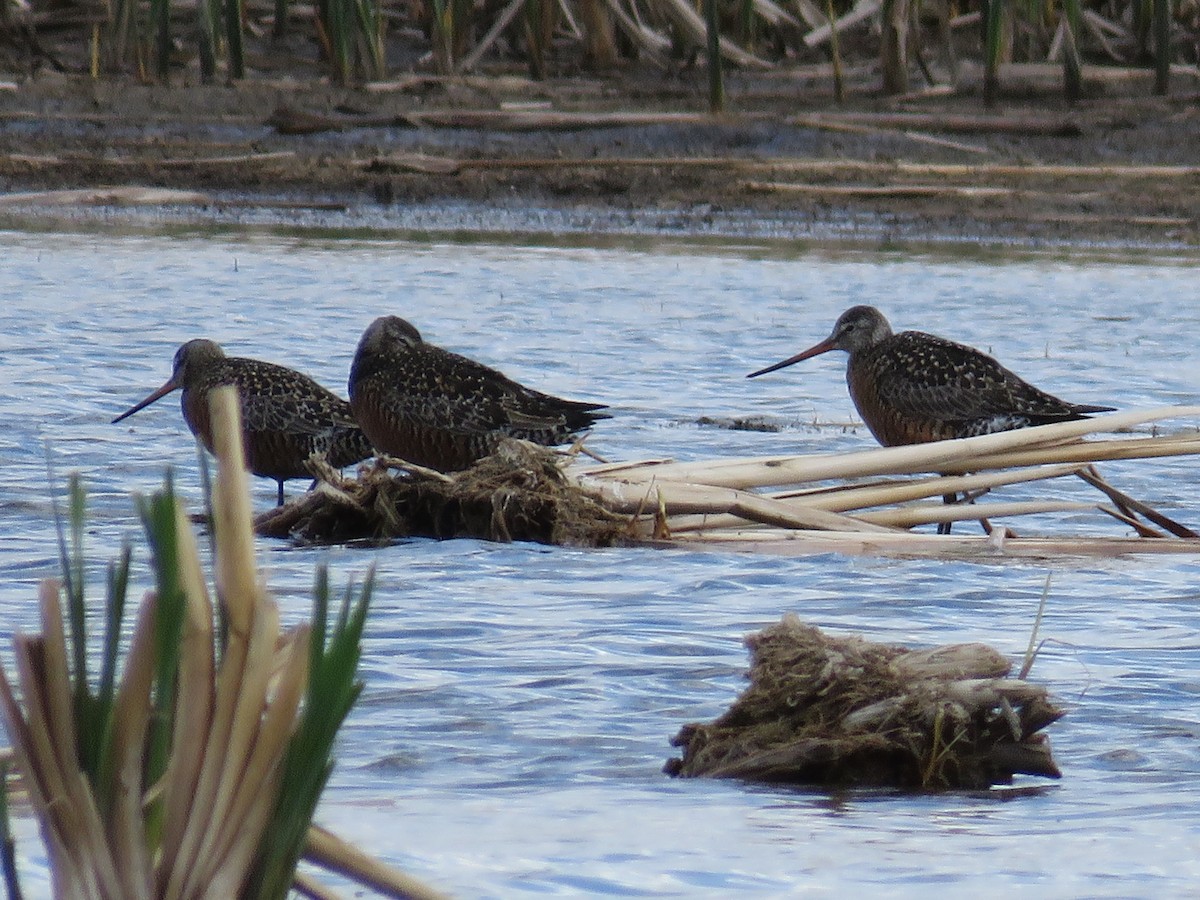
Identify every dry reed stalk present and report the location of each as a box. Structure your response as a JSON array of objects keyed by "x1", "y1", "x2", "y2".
[
  {"x1": 591, "y1": 478, "x2": 898, "y2": 534},
  {"x1": 106, "y1": 598, "x2": 158, "y2": 897},
  {"x1": 580, "y1": 407, "x2": 1200, "y2": 490},
  {"x1": 16, "y1": 582, "x2": 130, "y2": 898},
  {"x1": 938, "y1": 432, "x2": 1200, "y2": 473},
  {"x1": 570, "y1": 410, "x2": 1200, "y2": 544},
  {"x1": 157, "y1": 503, "x2": 216, "y2": 893},
  {"x1": 668, "y1": 528, "x2": 1200, "y2": 558},
  {"x1": 171, "y1": 386, "x2": 329, "y2": 898},
  {"x1": 744, "y1": 181, "x2": 1017, "y2": 198},
  {"x1": 774, "y1": 463, "x2": 1087, "y2": 510},
  {"x1": 305, "y1": 826, "x2": 447, "y2": 900},
  {"x1": 854, "y1": 499, "x2": 1098, "y2": 527}
]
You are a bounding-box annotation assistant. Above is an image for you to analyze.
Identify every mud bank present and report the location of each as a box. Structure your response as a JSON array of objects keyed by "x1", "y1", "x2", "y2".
[{"x1": 1, "y1": 66, "x2": 1198, "y2": 248}]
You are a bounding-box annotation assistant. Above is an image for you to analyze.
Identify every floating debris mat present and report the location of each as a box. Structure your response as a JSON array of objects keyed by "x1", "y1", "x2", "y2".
[
  {"x1": 255, "y1": 439, "x2": 633, "y2": 547},
  {"x1": 579, "y1": 405, "x2": 1200, "y2": 557},
  {"x1": 665, "y1": 615, "x2": 1063, "y2": 790}
]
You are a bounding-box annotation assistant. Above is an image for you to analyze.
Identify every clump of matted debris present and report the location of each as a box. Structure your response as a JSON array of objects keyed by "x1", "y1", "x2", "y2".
[
  {"x1": 665, "y1": 615, "x2": 1064, "y2": 790},
  {"x1": 255, "y1": 438, "x2": 635, "y2": 547}
]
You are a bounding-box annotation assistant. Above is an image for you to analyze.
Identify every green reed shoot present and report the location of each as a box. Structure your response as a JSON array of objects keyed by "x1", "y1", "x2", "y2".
[
  {"x1": 737, "y1": 0, "x2": 757, "y2": 49},
  {"x1": 524, "y1": 0, "x2": 555, "y2": 79},
  {"x1": 246, "y1": 566, "x2": 375, "y2": 898},
  {"x1": 825, "y1": 0, "x2": 845, "y2": 102},
  {"x1": 226, "y1": 0, "x2": 246, "y2": 78},
  {"x1": 983, "y1": 0, "x2": 1005, "y2": 105},
  {"x1": 1153, "y1": 0, "x2": 1170, "y2": 93},
  {"x1": 705, "y1": 0, "x2": 724, "y2": 112},
  {"x1": 0, "y1": 762, "x2": 19, "y2": 900},
  {"x1": 274, "y1": 0, "x2": 291, "y2": 37},
  {"x1": 135, "y1": 485, "x2": 190, "y2": 844},
  {"x1": 152, "y1": 0, "x2": 171, "y2": 77},
  {"x1": 50, "y1": 473, "x2": 134, "y2": 794},
  {"x1": 319, "y1": 0, "x2": 384, "y2": 83},
  {"x1": 354, "y1": 0, "x2": 387, "y2": 79},
  {"x1": 1061, "y1": 0, "x2": 1082, "y2": 102}
]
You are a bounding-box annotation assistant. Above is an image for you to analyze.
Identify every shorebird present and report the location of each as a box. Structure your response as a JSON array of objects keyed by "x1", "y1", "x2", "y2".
[
  {"x1": 113, "y1": 339, "x2": 374, "y2": 505},
  {"x1": 748, "y1": 305, "x2": 1115, "y2": 531},
  {"x1": 348, "y1": 315, "x2": 608, "y2": 471}
]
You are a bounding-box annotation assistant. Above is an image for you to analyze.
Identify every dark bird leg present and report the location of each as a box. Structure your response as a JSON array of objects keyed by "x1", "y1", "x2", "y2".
[
  {"x1": 938, "y1": 492, "x2": 957, "y2": 535},
  {"x1": 939, "y1": 487, "x2": 996, "y2": 535},
  {"x1": 275, "y1": 479, "x2": 285, "y2": 507}
]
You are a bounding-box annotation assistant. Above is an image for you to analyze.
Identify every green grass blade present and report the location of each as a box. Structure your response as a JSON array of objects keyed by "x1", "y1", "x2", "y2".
[
  {"x1": 983, "y1": 0, "x2": 1004, "y2": 105},
  {"x1": 0, "y1": 763, "x2": 22, "y2": 900},
  {"x1": 98, "y1": 547, "x2": 132, "y2": 710},
  {"x1": 825, "y1": 0, "x2": 845, "y2": 103},
  {"x1": 198, "y1": 0, "x2": 218, "y2": 81},
  {"x1": 152, "y1": 0, "x2": 171, "y2": 79},
  {"x1": 49, "y1": 473, "x2": 89, "y2": 691},
  {"x1": 246, "y1": 566, "x2": 374, "y2": 899},
  {"x1": 226, "y1": 0, "x2": 246, "y2": 78},
  {"x1": 135, "y1": 480, "x2": 190, "y2": 845},
  {"x1": 705, "y1": 0, "x2": 724, "y2": 113},
  {"x1": 1061, "y1": 0, "x2": 1082, "y2": 102},
  {"x1": 353, "y1": 0, "x2": 385, "y2": 79},
  {"x1": 90, "y1": 543, "x2": 133, "y2": 818},
  {"x1": 274, "y1": 0, "x2": 290, "y2": 37},
  {"x1": 1153, "y1": 0, "x2": 1170, "y2": 94}
]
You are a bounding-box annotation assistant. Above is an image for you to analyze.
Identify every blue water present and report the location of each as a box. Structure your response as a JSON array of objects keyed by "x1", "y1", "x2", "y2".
[{"x1": 3, "y1": 228, "x2": 1200, "y2": 896}]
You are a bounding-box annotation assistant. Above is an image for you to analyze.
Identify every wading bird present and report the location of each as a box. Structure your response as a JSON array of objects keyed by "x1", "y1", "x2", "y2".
[
  {"x1": 748, "y1": 305, "x2": 1114, "y2": 531},
  {"x1": 113, "y1": 339, "x2": 374, "y2": 505},
  {"x1": 348, "y1": 316, "x2": 608, "y2": 471}
]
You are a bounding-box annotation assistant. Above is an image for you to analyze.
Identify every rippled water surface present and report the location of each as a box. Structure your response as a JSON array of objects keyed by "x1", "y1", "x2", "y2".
[{"x1": 3, "y1": 228, "x2": 1200, "y2": 896}]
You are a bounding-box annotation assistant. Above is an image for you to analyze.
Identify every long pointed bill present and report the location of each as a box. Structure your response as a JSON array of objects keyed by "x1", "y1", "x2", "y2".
[
  {"x1": 746, "y1": 337, "x2": 837, "y2": 378},
  {"x1": 111, "y1": 379, "x2": 180, "y2": 424}
]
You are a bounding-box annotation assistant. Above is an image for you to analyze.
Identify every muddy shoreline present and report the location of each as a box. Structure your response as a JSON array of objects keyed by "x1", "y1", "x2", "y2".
[{"x1": 2, "y1": 65, "x2": 1199, "y2": 248}]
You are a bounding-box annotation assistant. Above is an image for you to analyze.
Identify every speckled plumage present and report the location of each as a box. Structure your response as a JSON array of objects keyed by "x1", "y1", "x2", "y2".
[
  {"x1": 113, "y1": 339, "x2": 374, "y2": 504},
  {"x1": 748, "y1": 305, "x2": 1114, "y2": 446},
  {"x1": 348, "y1": 316, "x2": 608, "y2": 471}
]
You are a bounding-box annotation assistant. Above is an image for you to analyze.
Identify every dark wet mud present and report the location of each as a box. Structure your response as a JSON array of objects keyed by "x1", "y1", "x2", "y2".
[{"x1": 2, "y1": 61, "x2": 1198, "y2": 247}]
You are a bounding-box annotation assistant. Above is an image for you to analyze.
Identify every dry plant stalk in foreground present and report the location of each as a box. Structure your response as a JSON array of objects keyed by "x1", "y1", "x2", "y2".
[
  {"x1": 666, "y1": 615, "x2": 1064, "y2": 789},
  {"x1": 0, "y1": 387, "x2": 441, "y2": 899}
]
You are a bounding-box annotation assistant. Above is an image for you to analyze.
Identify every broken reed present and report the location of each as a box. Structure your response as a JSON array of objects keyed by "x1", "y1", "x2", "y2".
[{"x1": 0, "y1": 387, "x2": 404, "y2": 898}]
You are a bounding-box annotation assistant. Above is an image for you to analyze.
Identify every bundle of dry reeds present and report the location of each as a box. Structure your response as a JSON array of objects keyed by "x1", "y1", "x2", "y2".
[
  {"x1": 578, "y1": 405, "x2": 1200, "y2": 557},
  {"x1": 666, "y1": 614, "x2": 1063, "y2": 789},
  {"x1": 0, "y1": 387, "x2": 442, "y2": 899}
]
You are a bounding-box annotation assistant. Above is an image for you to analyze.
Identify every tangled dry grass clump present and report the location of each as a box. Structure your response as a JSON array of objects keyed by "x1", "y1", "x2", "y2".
[
  {"x1": 665, "y1": 615, "x2": 1064, "y2": 789},
  {"x1": 256, "y1": 439, "x2": 635, "y2": 547}
]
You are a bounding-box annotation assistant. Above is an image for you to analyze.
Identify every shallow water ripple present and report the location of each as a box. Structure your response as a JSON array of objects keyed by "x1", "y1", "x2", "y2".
[{"x1": 2, "y1": 230, "x2": 1200, "y2": 896}]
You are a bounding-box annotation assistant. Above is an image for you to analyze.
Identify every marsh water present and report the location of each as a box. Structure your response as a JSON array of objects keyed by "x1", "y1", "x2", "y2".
[{"x1": 3, "y1": 226, "x2": 1200, "y2": 896}]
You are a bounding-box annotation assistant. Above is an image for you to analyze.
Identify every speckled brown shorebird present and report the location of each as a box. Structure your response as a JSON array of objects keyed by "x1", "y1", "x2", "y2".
[
  {"x1": 748, "y1": 305, "x2": 1114, "y2": 444},
  {"x1": 748, "y1": 305, "x2": 1115, "y2": 532},
  {"x1": 348, "y1": 315, "x2": 609, "y2": 471},
  {"x1": 113, "y1": 339, "x2": 374, "y2": 505}
]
